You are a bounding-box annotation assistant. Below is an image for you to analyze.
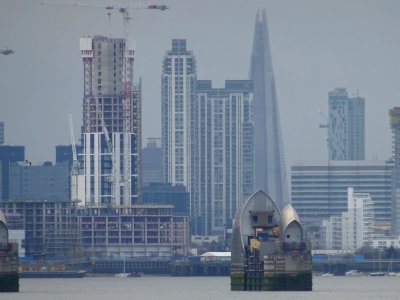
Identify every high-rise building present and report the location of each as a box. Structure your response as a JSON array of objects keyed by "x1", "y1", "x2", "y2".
[
  {"x1": 142, "y1": 182, "x2": 189, "y2": 216},
  {"x1": 161, "y1": 39, "x2": 197, "y2": 189},
  {"x1": 194, "y1": 80, "x2": 254, "y2": 234},
  {"x1": 291, "y1": 160, "x2": 392, "y2": 224},
  {"x1": 79, "y1": 35, "x2": 141, "y2": 206},
  {"x1": 328, "y1": 88, "x2": 365, "y2": 160},
  {"x1": 250, "y1": 10, "x2": 288, "y2": 208},
  {"x1": 55, "y1": 144, "x2": 83, "y2": 166},
  {"x1": 321, "y1": 188, "x2": 374, "y2": 250},
  {"x1": 0, "y1": 122, "x2": 4, "y2": 145},
  {"x1": 341, "y1": 188, "x2": 374, "y2": 250},
  {"x1": 142, "y1": 138, "x2": 162, "y2": 185},
  {"x1": 0, "y1": 146, "x2": 25, "y2": 201},
  {"x1": 389, "y1": 107, "x2": 400, "y2": 234}
]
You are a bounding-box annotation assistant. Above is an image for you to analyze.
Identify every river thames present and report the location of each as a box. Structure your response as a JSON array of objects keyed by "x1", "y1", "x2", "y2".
[{"x1": 1, "y1": 276, "x2": 400, "y2": 300}]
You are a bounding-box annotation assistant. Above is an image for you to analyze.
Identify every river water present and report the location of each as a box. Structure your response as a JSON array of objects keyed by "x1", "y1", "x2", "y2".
[{"x1": 1, "y1": 276, "x2": 400, "y2": 300}]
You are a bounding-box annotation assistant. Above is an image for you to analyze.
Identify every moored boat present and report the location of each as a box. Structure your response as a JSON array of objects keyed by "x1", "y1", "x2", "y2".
[{"x1": 345, "y1": 270, "x2": 363, "y2": 277}]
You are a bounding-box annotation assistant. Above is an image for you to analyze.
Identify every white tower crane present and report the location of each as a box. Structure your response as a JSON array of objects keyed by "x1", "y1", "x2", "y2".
[{"x1": 68, "y1": 113, "x2": 80, "y2": 203}]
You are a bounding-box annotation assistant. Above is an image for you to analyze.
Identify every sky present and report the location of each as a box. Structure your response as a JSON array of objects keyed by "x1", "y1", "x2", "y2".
[{"x1": 1, "y1": 0, "x2": 400, "y2": 170}]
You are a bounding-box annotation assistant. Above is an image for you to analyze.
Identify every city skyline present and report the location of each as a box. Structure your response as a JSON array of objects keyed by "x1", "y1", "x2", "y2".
[{"x1": 1, "y1": 0, "x2": 400, "y2": 172}]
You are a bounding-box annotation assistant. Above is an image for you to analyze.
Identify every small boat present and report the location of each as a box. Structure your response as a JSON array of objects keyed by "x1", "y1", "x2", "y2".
[
  {"x1": 114, "y1": 257, "x2": 135, "y2": 278},
  {"x1": 115, "y1": 272, "x2": 132, "y2": 278},
  {"x1": 370, "y1": 271, "x2": 386, "y2": 277},
  {"x1": 345, "y1": 270, "x2": 363, "y2": 277}
]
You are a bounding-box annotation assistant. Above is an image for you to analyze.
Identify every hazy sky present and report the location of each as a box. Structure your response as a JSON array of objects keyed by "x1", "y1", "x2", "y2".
[{"x1": 1, "y1": 0, "x2": 400, "y2": 170}]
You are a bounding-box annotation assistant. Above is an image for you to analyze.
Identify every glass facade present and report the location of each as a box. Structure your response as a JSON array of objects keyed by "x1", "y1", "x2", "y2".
[
  {"x1": 250, "y1": 10, "x2": 288, "y2": 208},
  {"x1": 291, "y1": 161, "x2": 393, "y2": 225}
]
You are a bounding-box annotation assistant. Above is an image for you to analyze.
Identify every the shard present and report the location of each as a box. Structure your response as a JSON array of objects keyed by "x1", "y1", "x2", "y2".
[{"x1": 250, "y1": 10, "x2": 289, "y2": 208}]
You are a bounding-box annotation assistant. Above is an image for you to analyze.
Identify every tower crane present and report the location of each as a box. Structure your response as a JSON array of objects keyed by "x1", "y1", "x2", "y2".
[
  {"x1": 317, "y1": 109, "x2": 329, "y2": 149},
  {"x1": 318, "y1": 109, "x2": 329, "y2": 129},
  {"x1": 68, "y1": 113, "x2": 80, "y2": 203}
]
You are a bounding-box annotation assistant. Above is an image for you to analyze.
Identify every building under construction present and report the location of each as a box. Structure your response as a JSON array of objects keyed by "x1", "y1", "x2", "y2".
[
  {"x1": 79, "y1": 35, "x2": 141, "y2": 206},
  {"x1": 0, "y1": 201, "x2": 189, "y2": 260},
  {"x1": 0, "y1": 200, "x2": 78, "y2": 259}
]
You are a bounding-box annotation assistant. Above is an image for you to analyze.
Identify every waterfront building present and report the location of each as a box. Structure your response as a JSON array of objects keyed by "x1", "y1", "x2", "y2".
[
  {"x1": 371, "y1": 236, "x2": 400, "y2": 249},
  {"x1": 250, "y1": 10, "x2": 289, "y2": 208},
  {"x1": 142, "y1": 138, "x2": 162, "y2": 185},
  {"x1": 194, "y1": 80, "x2": 254, "y2": 235},
  {"x1": 77, "y1": 204, "x2": 189, "y2": 257},
  {"x1": 0, "y1": 200, "x2": 189, "y2": 259},
  {"x1": 80, "y1": 35, "x2": 141, "y2": 206},
  {"x1": 0, "y1": 146, "x2": 25, "y2": 201},
  {"x1": 0, "y1": 200, "x2": 78, "y2": 259},
  {"x1": 291, "y1": 160, "x2": 392, "y2": 224},
  {"x1": 321, "y1": 188, "x2": 374, "y2": 250},
  {"x1": 321, "y1": 216, "x2": 342, "y2": 249},
  {"x1": 328, "y1": 88, "x2": 365, "y2": 160},
  {"x1": 9, "y1": 161, "x2": 70, "y2": 202},
  {"x1": 142, "y1": 182, "x2": 189, "y2": 216},
  {"x1": 341, "y1": 188, "x2": 374, "y2": 250}
]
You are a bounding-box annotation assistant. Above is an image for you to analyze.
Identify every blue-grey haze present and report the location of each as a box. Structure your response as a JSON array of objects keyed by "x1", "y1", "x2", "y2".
[{"x1": 1, "y1": 0, "x2": 400, "y2": 176}]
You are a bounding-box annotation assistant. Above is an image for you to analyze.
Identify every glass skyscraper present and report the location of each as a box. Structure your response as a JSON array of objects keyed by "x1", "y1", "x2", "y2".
[{"x1": 250, "y1": 10, "x2": 289, "y2": 208}]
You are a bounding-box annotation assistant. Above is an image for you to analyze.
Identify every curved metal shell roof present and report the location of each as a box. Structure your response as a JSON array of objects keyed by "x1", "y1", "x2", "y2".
[
  {"x1": 0, "y1": 210, "x2": 6, "y2": 226},
  {"x1": 280, "y1": 204, "x2": 301, "y2": 233},
  {"x1": 231, "y1": 190, "x2": 281, "y2": 264}
]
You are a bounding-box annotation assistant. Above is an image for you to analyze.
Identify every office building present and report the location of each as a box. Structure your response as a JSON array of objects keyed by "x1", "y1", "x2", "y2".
[
  {"x1": 0, "y1": 146, "x2": 25, "y2": 201},
  {"x1": 142, "y1": 138, "x2": 162, "y2": 185},
  {"x1": 328, "y1": 88, "x2": 365, "y2": 160},
  {"x1": 142, "y1": 182, "x2": 189, "y2": 216},
  {"x1": 194, "y1": 80, "x2": 254, "y2": 234},
  {"x1": 249, "y1": 10, "x2": 288, "y2": 207},
  {"x1": 80, "y1": 35, "x2": 141, "y2": 206},
  {"x1": 9, "y1": 161, "x2": 70, "y2": 202},
  {"x1": 55, "y1": 144, "x2": 83, "y2": 166},
  {"x1": 291, "y1": 161, "x2": 392, "y2": 224}
]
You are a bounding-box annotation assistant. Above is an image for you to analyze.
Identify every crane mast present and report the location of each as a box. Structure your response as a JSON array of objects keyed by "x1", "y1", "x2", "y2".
[
  {"x1": 68, "y1": 113, "x2": 80, "y2": 203},
  {"x1": 42, "y1": 0, "x2": 169, "y2": 206}
]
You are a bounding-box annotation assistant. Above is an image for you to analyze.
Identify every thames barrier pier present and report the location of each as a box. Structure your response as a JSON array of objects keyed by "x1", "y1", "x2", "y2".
[
  {"x1": 230, "y1": 190, "x2": 312, "y2": 291},
  {"x1": 0, "y1": 210, "x2": 19, "y2": 292}
]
